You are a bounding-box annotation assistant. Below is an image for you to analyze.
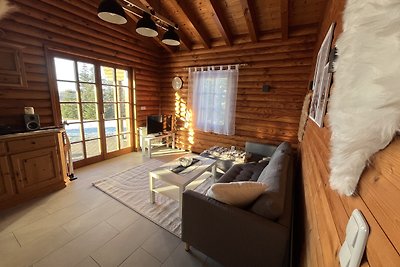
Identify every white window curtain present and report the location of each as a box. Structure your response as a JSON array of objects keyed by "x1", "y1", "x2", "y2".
[{"x1": 188, "y1": 65, "x2": 239, "y2": 135}]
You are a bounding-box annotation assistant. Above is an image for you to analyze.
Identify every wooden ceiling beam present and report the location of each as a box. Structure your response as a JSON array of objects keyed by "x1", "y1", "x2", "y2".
[
  {"x1": 208, "y1": 0, "x2": 233, "y2": 46},
  {"x1": 168, "y1": 0, "x2": 211, "y2": 49},
  {"x1": 280, "y1": 0, "x2": 289, "y2": 40},
  {"x1": 239, "y1": 0, "x2": 258, "y2": 42}
]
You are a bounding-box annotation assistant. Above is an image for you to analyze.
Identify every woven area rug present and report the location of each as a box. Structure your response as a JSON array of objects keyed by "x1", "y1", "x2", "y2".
[{"x1": 92, "y1": 159, "x2": 213, "y2": 237}]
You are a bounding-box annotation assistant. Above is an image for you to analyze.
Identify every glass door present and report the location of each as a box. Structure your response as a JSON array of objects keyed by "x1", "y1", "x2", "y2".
[
  {"x1": 53, "y1": 56, "x2": 133, "y2": 166},
  {"x1": 101, "y1": 66, "x2": 132, "y2": 155}
]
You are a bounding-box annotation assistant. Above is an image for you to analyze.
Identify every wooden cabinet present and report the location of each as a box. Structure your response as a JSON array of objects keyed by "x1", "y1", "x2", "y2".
[
  {"x1": 0, "y1": 43, "x2": 27, "y2": 88},
  {"x1": 0, "y1": 156, "x2": 15, "y2": 201},
  {"x1": 0, "y1": 129, "x2": 67, "y2": 209}
]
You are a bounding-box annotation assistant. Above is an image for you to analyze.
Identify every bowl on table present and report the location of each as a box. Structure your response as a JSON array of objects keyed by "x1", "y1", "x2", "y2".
[{"x1": 179, "y1": 157, "x2": 193, "y2": 167}]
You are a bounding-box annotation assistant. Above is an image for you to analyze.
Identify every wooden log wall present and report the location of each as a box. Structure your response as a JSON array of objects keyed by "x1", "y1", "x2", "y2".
[
  {"x1": 160, "y1": 26, "x2": 319, "y2": 153},
  {"x1": 0, "y1": 0, "x2": 161, "y2": 133},
  {"x1": 299, "y1": 0, "x2": 400, "y2": 266}
]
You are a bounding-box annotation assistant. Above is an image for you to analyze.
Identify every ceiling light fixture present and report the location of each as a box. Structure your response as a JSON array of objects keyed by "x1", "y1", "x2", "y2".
[
  {"x1": 98, "y1": 0, "x2": 180, "y2": 46},
  {"x1": 97, "y1": 0, "x2": 127, "y2": 25},
  {"x1": 162, "y1": 26, "x2": 180, "y2": 46},
  {"x1": 136, "y1": 12, "x2": 158, "y2": 37}
]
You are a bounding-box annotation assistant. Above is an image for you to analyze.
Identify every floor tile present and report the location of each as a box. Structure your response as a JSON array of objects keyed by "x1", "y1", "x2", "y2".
[
  {"x1": 162, "y1": 242, "x2": 207, "y2": 267},
  {"x1": 0, "y1": 203, "x2": 50, "y2": 233},
  {"x1": 0, "y1": 231, "x2": 20, "y2": 255},
  {"x1": 62, "y1": 200, "x2": 123, "y2": 237},
  {"x1": 2, "y1": 227, "x2": 73, "y2": 267},
  {"x1": 142, "y1": 228, "x2": 181, "y2": 263},
  {"x1": 0, "y1": 151, "x2": 186, "y2": 267},
  {"x1": 13, "y1": 201, "x2": 91, "y2": 246},
  {"x1": 75, "y1": 257, "x2": 100, "y2": 267},
  {"x1": 106, "y1": 206, "x2": 141, "y2": 231},
  {"x1": 119, "y1": 248, "x2": 161, "y2": 267},
  {"x1": 33, "y1": 222, "x2": 118, "y2": 267},
  {"x1": 90, "y1": 217, "x2": 159, "y2": 267}
]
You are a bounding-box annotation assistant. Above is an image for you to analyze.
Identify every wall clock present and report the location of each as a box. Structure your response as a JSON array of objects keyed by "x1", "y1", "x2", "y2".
[{"x1": 172, "y1": 76, "x2": 183, "y2": 90}]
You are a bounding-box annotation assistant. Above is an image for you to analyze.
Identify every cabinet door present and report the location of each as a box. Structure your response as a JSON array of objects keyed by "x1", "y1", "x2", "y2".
[
  {"x1": 0, "y1": 156, "x2": 15, "y2": 200},
  {"x1": 11, "y1": 148, "x2": 63, "y2": 194}
]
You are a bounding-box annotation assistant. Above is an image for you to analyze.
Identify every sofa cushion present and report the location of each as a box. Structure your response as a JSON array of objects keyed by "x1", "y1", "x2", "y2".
[
  {"x1": 206, "y1": 181, "x2": 267, "y2": 207},
  {"x1": 250, "y1": 142, "x2": 292, "y2": 220},
  {"x1": 217, "y1": 160, "x2": 269, "y2": 183}
]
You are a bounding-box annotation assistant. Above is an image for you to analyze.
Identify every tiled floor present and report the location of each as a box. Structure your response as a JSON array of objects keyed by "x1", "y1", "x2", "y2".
[{"x1": 0, "y1": 152, "x2": 223, "y2": 267}]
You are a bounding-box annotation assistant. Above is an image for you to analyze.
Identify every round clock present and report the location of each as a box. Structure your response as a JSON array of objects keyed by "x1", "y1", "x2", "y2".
[{"x1": 172, "y1": 76, "x2": 183, "y2": 90}]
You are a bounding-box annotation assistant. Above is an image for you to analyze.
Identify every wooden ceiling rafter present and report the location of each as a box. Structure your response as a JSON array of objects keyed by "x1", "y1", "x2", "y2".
[
  {"x1": 280, "y1": 0, "x2": 289, "y2": 40},
  {"x1": 168, "y1": 0, "x2": 211, "y2": 49},
  {"x1": 239, "y1": 0, "x2": 258, "y2": 42},
  {"x1": 208, "y1": 0, "x2": 233, "y2": 46},
  {"x1": 132, "y1": 0, "x2": 192, "y2": 50}
]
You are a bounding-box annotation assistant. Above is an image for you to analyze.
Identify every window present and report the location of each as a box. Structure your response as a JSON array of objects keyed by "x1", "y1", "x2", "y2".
[{"x1": 188, "y1": 65, "x2": 239, "y2": 135}]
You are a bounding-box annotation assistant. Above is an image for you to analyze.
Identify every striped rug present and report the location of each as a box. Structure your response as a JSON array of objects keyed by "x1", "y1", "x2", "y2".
[{"x1": 92, "y1": 159, "x2": 213, "y2": 237}]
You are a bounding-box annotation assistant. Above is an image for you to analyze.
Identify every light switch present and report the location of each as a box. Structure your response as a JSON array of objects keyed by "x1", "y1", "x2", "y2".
[{"x1": 339, "y1": 209, "x2": 369, "y2": 267}]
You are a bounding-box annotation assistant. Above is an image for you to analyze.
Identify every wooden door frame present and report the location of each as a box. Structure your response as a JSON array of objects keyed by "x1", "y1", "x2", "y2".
[{"x1": 45, "y1": 47, "x2": 136, "y2": 168}]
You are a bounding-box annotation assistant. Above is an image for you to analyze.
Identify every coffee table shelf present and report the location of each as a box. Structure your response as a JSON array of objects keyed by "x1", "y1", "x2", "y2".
[{"x1": 149, "y1": 154, "x2": 216, "y2": 217}]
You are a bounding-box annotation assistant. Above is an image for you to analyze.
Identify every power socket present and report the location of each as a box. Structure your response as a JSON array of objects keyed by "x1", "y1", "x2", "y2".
[{"x1": 339, "y1": 209, "x2": 369, "y2": 267}]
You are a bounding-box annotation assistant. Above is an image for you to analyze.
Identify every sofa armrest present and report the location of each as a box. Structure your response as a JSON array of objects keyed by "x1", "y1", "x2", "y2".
[{"x1": 182, "y1": 190, "x2": 290, "y2": 267}]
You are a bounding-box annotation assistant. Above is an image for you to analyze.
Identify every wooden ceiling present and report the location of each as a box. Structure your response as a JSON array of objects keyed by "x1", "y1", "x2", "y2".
[{"x1": 110, "y1": 0, "x2": 327, "y2": 52}]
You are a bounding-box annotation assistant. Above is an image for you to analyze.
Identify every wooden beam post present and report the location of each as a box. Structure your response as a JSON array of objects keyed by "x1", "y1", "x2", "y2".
[
  {"x1": 169, "y1": 0, "x2": 211, "y2": 49},
  {"x1": 239, "y1": 0, "x2": 258, "y2": 42},
  {"x1": 208, "y1": 0, "x2": 233, "y2": 46}
]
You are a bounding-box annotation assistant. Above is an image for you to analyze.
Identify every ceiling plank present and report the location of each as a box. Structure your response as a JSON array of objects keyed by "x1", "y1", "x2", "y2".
[
  {"x1": 168, "y1": 0, "x2": 211, "y2": 49},
  {"x1": 239, "y1": 0, "x2": 258, "y2": 42},
  {"x1": 281, "y1": 0, "x2": 289, "y2": 40},
  {"x1": 208, "y1": 0, "x2": 233, "y2": 46},
  {"x1": 133, "y1": 0, "x2": 192, "y2": 50},
  {"x1": 124, "y1": 10, "x2": 175, "y2": 53}
]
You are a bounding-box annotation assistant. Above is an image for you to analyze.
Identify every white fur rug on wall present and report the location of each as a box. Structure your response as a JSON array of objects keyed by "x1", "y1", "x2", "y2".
[{"x1": 329, "y1": 0, "x2": 400, "y2": 196}]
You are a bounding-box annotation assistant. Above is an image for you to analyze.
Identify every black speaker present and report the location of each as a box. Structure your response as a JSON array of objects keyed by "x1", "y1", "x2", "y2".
[
  {"x1": 262, "y1": 84, "x2": 270, "y2": 92},
  {"x1": 24, "y1": 114, "x2": 41, "y2": 131}
]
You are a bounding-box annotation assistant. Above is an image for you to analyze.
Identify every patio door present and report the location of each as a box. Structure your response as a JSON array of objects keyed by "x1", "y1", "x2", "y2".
[{"x1": 53, "y1": 56, "x2": 134, "y2": 167}]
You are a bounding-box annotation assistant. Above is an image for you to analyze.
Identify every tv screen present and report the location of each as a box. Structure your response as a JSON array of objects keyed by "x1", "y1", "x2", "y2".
[{"x1": 147, "y1": 115, "x2": 172, "y2": 134}]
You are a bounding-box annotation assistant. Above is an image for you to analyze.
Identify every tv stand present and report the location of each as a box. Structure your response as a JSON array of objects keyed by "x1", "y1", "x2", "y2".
[{"x1": 138, "y1": 127, "x2": 175, "y2": 158}]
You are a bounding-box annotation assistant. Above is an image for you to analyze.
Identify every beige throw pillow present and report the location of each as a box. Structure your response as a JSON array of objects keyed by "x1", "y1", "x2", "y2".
[{"x1": 206, "y1": 181, "x2": 267, "y2": 207}]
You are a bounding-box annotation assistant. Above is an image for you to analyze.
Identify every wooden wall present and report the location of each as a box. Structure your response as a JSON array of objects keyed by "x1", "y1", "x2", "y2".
[
  {"x1": 160, "y1": 26, "x2": 319, "y2": 153},
  {"x1": 0, "y1": 0, "x2": 161, "y2": 133},
  {"x1": 299, "y1": 0, "x2": 400, "y2": 266}
]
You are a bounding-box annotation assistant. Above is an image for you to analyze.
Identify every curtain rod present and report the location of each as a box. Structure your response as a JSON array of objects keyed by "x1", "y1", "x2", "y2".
[{"x1": 183, "y1": 63, "x2": 248, "y2": 70}]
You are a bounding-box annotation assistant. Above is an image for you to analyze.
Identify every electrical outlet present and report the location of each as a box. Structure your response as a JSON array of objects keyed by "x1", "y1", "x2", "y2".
[
  {"x1": 339, "y1": 209, "x2": 369, "y2": 267},
  {"x1": 140, "y1": 106, "x2": 146, "y2": 110}
]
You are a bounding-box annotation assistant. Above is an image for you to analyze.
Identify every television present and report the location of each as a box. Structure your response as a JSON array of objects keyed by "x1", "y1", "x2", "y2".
[{"x1": 146, "y1": 115, "x2": 172, "y2": 135}]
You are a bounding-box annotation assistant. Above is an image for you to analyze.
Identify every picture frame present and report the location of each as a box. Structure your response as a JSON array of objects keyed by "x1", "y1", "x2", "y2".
[
  {"x1": 309, "y1": 22, "x2": 335, "y2": 126},
  {"x1": 312, "y1": 63, "x2": 332, "y2": 127}
]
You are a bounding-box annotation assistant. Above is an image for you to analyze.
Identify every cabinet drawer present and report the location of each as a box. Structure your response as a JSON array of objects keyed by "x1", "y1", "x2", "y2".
[
  {"x1": 0, "y1": 142, "x2": 6, "y2": 155},
  {"x1": 7, "y1": 135, "x2": 56, "y2": 154}
]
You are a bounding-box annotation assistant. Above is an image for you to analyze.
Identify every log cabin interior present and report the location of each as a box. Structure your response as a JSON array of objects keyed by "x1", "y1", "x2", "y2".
[{"x1": 0, "y1": 0, "x2": 399, "y2": 266}]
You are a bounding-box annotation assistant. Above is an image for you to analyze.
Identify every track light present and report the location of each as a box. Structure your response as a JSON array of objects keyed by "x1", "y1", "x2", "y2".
[
  {"x1": 97, "y1": 0, "x2": 127, "y2": 25},
  {"x1": 162, "y1": 26, "x2": 180, "y2": 46},
  {"x1": 136, "y1": 12, "x2": 158, "y2": 37}
]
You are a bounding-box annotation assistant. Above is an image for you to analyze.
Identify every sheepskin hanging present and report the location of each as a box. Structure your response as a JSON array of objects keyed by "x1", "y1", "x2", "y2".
[
  {"x1": 329, "y1": 0, "x2": 400, "y2": 196},
  {"x1": 0, "y1": 0, "x2": 16, "y2": 20}
]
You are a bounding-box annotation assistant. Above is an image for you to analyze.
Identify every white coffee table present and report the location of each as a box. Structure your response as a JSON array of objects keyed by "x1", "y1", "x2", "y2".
[{"x1": 149, "y1": 154, "x2": 216, "y2": 217}]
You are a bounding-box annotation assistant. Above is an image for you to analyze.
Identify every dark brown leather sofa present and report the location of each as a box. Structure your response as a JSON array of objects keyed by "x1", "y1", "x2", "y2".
[{"x1": 182, "y1": 142, "x2": 294, "y2": 267}]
